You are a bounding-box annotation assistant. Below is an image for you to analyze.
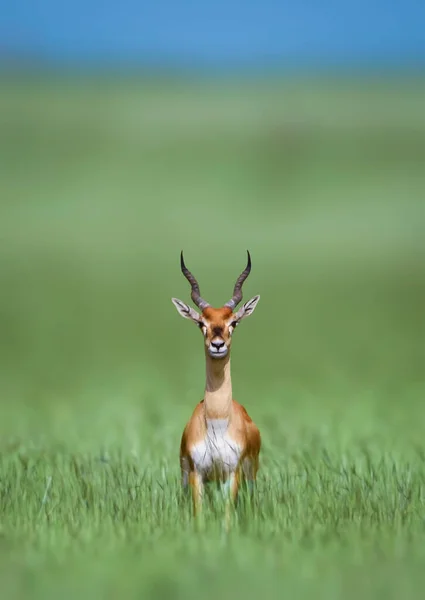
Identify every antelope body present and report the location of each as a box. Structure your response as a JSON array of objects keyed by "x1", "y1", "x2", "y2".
[{"x1": 172, "y1": 251, "x2": 261, "y2": 517}]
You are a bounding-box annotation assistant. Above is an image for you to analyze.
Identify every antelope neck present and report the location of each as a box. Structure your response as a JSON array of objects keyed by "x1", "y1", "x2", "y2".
[{"x1": 204, "y1": 352, "x2": 233, "y2": 420}]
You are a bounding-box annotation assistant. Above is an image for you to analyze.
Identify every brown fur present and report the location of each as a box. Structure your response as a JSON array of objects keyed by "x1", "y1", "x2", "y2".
[{"x1": 180, "y1": 398, "x2": 261, "y2": 478}]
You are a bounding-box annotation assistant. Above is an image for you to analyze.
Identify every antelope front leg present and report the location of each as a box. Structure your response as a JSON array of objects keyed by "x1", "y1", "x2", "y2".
[
  {"x1": 229, "y1": 470, "x2": 240, "y2": 504},
  {"x1": 189, "y1": 470, "x2": 204, "y2": 518},
  {"x1": 224, "y1": 470, "x2": 240, "y2": 532}
]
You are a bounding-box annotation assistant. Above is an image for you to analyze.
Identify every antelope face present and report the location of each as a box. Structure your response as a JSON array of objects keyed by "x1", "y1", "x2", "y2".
[
  {"x1": 199, "y1": 307, "x2": 234, "y2": 358},
  {"x1": 171, "y1": 251, "x2": 260, "y2": 359},
  {"x1": 199, "y1": 304, "x2": 259, "y2": 358}
]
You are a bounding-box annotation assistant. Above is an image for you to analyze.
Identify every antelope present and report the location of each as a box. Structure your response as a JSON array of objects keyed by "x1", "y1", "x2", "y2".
[{"x1": 172, "y1": 251, "x2": 261, "y2": 519}]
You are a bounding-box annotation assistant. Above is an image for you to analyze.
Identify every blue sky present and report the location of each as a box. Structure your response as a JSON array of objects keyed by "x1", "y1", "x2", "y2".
[{"x1": 1, "y1": 1, "x2": 424, "y2": 68}]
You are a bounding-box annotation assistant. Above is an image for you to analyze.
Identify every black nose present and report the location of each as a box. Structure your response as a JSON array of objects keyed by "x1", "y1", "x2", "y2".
[{"x1": 211, "y1": 340, "x2": 225, "y2": 350}]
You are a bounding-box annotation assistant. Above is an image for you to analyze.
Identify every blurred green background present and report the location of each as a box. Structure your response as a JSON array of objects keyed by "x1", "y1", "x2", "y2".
[
  {"x1": 0, "y1": 74, "x2": 424, "y2": 599},
  {"x1": 1, "y1": 77, "x2": 423, "y2": 422}
]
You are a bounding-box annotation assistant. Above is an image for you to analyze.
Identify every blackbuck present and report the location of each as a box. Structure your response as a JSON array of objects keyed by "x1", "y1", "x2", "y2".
[{"x1": 172, "y1": 251, "x2": 261, "y2": 517}]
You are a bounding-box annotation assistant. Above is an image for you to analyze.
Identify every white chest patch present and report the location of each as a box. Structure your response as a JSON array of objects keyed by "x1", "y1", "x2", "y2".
[{"x1": 190, "y1": 419, "x2": 241, "y2": 480}]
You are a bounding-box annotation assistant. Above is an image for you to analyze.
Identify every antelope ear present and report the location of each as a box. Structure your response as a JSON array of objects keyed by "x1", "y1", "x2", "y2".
[
  {"x1": 171, "y1": 298, "x2": 201, "y2": 322},
  {"x1": 234, "y1": 295, "x2": 260, "y2": 322}
]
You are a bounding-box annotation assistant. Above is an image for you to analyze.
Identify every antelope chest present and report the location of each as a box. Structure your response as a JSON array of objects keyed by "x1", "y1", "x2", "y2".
[{"x1": 190, "y1": 419, "x2": 241, "y2": 479}]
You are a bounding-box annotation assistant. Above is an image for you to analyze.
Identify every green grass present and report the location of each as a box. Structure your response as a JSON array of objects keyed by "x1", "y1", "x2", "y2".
[{"x1": 0, "y1": 75, "x2": 424, "y2": 599}]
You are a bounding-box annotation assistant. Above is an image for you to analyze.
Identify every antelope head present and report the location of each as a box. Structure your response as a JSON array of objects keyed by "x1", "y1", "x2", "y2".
[{"x1": 172, "y1": 251, "x2": 260, "y2": 359}]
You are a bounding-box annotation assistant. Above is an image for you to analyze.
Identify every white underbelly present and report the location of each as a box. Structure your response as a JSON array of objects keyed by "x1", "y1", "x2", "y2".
[{"x1": 190, "y1": 419, "x2": 241, "y2": 480}]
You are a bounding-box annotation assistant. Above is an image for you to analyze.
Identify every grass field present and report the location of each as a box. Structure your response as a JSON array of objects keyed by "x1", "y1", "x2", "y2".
[{"x1": 0, "y1": 75, "x2": 424, "y2": 599}]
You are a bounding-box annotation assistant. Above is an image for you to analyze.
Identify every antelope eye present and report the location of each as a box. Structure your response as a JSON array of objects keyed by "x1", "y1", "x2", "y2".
[
  {"x1": 230, "y1": 321, "x2": 238, "y2": 329},
  {"x1": 198, "y1": 321, "x2": 205, "y2": 329}
]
